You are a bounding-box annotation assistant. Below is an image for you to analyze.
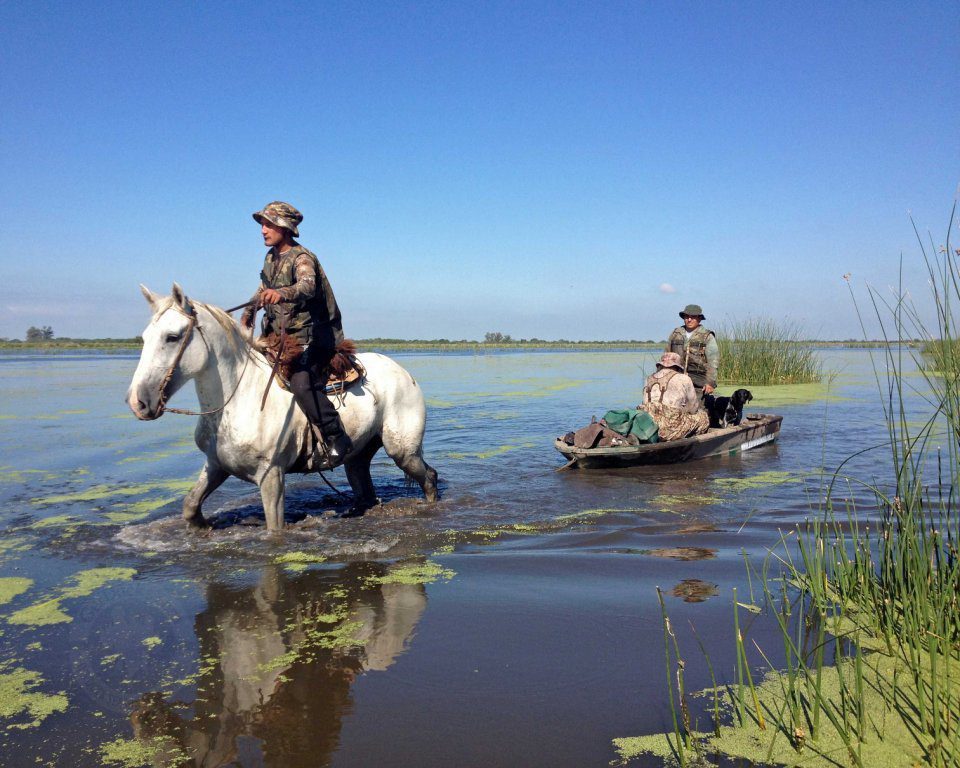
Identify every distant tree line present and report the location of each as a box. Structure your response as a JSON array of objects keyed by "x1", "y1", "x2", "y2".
[{"x1": 26, "y1": 326, "x2": 54, "y2": 342}]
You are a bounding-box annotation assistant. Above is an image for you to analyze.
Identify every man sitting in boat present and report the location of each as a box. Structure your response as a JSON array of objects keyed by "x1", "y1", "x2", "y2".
[
  {"x1": 640, "y1": 352, "x2": 710, "y2": 441},
  {"x1": 665, "y1": 304, "x2": 719, "y2": 401}
]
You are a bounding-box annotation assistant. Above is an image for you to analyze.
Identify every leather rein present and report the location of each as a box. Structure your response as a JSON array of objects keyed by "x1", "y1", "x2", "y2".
[{"x1": 155, "y1": 305, "x2": 252, "y2": 417}]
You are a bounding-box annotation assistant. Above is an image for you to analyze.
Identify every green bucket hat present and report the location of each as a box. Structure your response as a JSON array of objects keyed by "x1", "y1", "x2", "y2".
[
  {"x1": 253, "y1": 201, "x2": 303, "y2": 237},
  {"x1": 680, "y1": 304, "x2": 705, "y2": 319}
]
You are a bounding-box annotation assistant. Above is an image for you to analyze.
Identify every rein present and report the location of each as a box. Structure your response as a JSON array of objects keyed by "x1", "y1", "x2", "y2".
[{"x1": 156, "y1": 305, "x2": 252, "y2": 417}]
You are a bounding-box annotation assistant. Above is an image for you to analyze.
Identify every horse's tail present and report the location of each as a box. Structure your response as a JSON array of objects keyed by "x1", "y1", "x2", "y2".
[{"x1": 329, "y1": 339, "x2": 363, "y2": 379}]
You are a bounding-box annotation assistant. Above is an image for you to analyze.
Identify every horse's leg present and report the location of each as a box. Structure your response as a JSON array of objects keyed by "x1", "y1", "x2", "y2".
[
  {"x1": 182, "y1": 463, "x2": 228, "y2": 529},
  {"x1": 383, "y1": 443, "x2": 439, "y2": 503},
  {"x1": 259, "y1": 465, "x2": 286, "y2": 531},
  {"x1": 343, "y1": 436, "x2": 382, "y2": 513}
]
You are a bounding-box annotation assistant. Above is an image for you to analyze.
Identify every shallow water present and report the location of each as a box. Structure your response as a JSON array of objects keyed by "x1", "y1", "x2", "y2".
[{"x1": 0, "y1": 348, "x2": 936, "y2": 766}]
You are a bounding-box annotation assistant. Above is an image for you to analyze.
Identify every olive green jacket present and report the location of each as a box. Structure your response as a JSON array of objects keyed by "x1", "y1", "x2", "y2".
[
  {"x1": 244, "y1": 244, "x2": 344, "y2": 349},
  {"x1": 666, "y1": 326, "x2": 719, "y2": 388}
]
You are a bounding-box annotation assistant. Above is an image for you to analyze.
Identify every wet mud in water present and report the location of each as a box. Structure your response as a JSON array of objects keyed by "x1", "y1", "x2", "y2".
[{"x1": 0, "y1": 349, "x2": 933, "y2": 766}]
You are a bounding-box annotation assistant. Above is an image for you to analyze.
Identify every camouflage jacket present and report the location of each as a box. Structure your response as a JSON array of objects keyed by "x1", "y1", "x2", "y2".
[
  {"x1": 242, "y1": 244, "x2": 344, "y2": 349},
  {"x1": 666, "y1": 326, "x2": 718, "y2": 387},
  {"x1": 643, "y1": 369, "x2": 700, "y2": 414}
]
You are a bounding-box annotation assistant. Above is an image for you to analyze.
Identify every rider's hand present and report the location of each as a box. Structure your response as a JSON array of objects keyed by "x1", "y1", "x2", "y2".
[
  {"x1": 703, "y1": 384, "x2": 715, "y2": 395},
  {"x1": 260, "y1": 288, "x2": 283, "y2": 306}
]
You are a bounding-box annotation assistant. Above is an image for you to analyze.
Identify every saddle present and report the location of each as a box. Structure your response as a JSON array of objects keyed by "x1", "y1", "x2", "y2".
[{"x1": 257, "y1": 336, "x2": 365, "y2": 395}]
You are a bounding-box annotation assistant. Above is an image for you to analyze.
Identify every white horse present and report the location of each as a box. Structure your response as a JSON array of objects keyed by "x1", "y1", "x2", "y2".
[{"x1": 126, "y1": 284, "x2": 438, "y2": 530}]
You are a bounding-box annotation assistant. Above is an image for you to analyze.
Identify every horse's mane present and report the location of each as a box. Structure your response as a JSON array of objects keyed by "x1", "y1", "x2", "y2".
[{"x1": 152, "y1": 296, "x2": 255, "y2": 357}]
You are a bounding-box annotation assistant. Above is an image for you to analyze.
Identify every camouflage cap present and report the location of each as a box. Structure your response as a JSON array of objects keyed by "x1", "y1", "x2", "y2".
[
  {"x1": 657, "y1": 351, "x2": 684, "y2": 371},
  {"x1": 680, "y1": 304, "x2": 705, "y2": 319},
  {"x1": 252, "y1": 201, "x2": 303, "y2": 237}
]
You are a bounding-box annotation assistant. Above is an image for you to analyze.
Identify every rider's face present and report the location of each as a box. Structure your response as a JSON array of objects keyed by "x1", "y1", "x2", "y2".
[
  {"x1": 682, "y1": 314, "x2": 702, "y2": 331},
  {"x1": 261, "y1": 221, "x2": 289, "y2": 248}
]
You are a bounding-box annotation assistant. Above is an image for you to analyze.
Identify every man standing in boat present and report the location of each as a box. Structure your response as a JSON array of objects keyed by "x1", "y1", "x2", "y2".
[
  {"x1": 241, "y1": 201, "x2": 353, "y2": 467},
  {"x1": 665, "y1": 304, "x2": 719, "y2": 400}
]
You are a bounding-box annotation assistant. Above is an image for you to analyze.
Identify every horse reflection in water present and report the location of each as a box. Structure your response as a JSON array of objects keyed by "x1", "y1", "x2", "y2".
[{"x1": 128, "y1": 562, "x2": 426, "y2": 766}]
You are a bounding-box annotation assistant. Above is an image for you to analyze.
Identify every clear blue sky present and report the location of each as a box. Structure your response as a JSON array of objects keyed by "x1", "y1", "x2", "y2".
[{"x1": 1, "y1": 0, "x2": 957, "y2": 340}]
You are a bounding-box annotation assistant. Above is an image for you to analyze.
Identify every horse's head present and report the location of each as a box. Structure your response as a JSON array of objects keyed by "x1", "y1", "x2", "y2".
[{"x1": 127, "y1": 283, "x2": 210, "y2": 420}]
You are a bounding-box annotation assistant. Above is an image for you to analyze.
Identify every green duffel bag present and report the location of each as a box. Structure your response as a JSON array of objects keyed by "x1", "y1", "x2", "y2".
[{"x1": 602, "y1": 409, "x2": 659, "y2": 443}]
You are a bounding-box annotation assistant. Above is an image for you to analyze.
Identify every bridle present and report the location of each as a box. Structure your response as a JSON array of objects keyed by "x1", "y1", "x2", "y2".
[{"x1": 154, "y1": 304, "x2": 251, "y2": 417}]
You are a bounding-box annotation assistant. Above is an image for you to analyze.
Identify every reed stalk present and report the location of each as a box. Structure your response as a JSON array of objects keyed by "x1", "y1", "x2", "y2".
[{"x1": 717, "y1": 317, "x2": 822, "y2": 385}]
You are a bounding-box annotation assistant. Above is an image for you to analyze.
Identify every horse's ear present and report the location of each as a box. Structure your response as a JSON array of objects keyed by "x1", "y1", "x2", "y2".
[
  {"x1": 140, "y1": 284, "x2": 160, "y2": 311},
  {"x1": 171, "y1": 282, "x2": 193, "y2": 315}
]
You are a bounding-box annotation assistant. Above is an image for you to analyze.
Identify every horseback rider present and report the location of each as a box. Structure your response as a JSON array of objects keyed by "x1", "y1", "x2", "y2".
[
  {"x1": 241, "y1": 201, "x2": 353, "y2": 467},
  {"x1": 665, "y1": 304, "x2": 719, "y2": 399}
]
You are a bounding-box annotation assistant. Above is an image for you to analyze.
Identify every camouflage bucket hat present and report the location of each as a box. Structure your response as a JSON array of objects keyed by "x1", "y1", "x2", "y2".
[
  {"x1": 252, "y1": 201, "x2": 303, "y2": 237},
  {"x1": 657, "y1": 351, "x2": 684, "y2": 371},
  {"x1": 680, "y1": 304, "x2": 705, "y2": 319}
]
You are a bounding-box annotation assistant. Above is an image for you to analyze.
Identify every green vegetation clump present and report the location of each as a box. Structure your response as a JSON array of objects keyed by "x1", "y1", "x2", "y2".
[
  {"x1": 367, "y1": 559, "x2": 455, "y2": 586},
  {"x1": 920, "y1": 336, "x2": 960, "y2": 372},
  {"x1": 0, "y1": 664, "x2": 68, "y2": 729},
  {"x1": 8, "y1": 568, "x2": 136, "y2": 626},
  {"x1": 718, "y1": 318, "x2": 822, "y2": 385}
]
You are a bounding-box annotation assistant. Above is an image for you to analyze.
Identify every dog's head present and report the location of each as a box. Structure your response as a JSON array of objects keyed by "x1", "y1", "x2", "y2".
[{"x1": 731, "y1": 389, "x2": 753, "y2": 409}]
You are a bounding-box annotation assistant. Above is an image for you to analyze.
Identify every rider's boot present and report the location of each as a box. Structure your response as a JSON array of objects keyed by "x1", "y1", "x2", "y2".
[{"x1": 312, "y1": 425, "x2": 352, "y2": 470}]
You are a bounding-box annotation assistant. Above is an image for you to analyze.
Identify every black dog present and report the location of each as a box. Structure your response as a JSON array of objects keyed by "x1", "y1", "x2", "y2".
[{"x1": 704, "y1": 389, "x2": 753, "y2": 428}]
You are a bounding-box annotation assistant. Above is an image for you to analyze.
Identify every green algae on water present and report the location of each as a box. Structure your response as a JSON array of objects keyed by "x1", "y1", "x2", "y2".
[
  {"x1": 448, "y1": 441, "x2": 535, "y2": 460},
  {"x1": 723, "y1": 380, "x2": 847, "y2": 406},
  {"x1": 100, "y1": 736, "x2": 190, "y2": 767},
  {"x1": 8, "y1": 568, "x2": 136, "y2": 626},
  {"x1": 367, "y1": 560, "x2": 455, "y2": 586},
  {"x1": 613, "y1": 647, "x2": 950, "y2": 767},
  {"x1": 31, "y1": 478, "x2": 195, "y2": 506},
  {"x1": 141, "y1": 636, "x2": 162, "y2": 650},
  {"x1": 0, "y1": 577, "x2": 32, "y2": 606},
  {"x1": 712, "y1": 470, "x2": 796, "y2": 492},
  {"x1": 30, "y1": 514, "x2": 80, "y2": 528},
  {"x1": 0, "y1": 664, "x2": 68, "y2": 729},
  {"x1": 649, "y1": 492, "x2": 722, "y2": 512},
  {"x1": 274, "y1": 551, "x2": 327, "y2": 572}
]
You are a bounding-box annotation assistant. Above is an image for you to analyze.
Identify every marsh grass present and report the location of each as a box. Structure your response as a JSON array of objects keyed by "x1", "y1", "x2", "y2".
[
  {"x1": 717, "y1": 318, "x2": 822, "y2": 385},
  {"x1": 628, "y1": 208, "x2": 960, "y2": 767}
]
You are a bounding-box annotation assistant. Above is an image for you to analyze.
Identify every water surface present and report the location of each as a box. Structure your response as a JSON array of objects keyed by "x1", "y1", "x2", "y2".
[{"x1": 0, "y1": 349, "x2": 928, "y2": 766}]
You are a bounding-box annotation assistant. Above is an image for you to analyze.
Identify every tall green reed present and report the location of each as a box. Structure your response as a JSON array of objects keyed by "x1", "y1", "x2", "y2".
[{"x1": 717, "y1": 317, "x2": 822, "y2": 385}]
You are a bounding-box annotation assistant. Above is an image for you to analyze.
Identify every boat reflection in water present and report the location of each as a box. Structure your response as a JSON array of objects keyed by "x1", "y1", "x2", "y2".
[{"x1": 128, "y1": 561, "x2": 427, "y2": 766}]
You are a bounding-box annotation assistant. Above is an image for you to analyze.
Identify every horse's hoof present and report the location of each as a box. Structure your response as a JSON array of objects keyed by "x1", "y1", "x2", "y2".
[
  {"x1": 185, "y1": 515, "x2": 209, "y2": 530},
  {"x1": 336, "y1": 504, "x2": 367, "y2": 519}
]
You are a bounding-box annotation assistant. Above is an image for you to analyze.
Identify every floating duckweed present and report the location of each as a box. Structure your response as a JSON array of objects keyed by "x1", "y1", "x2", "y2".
[
  {"x1": 141, "y1": 637, "x2": 162, "y2": 650},
  {"x1": 0, "y1": 537, "x2": 29, "y2": 556},
  {"x1": 368, "y1": 560, "x2": 455, "y2": 586},
  {"x1": 448, "y1": 444, "x2": 522, "y2": 460},
  {"x1": 8, "y1": 599, "x2": 71, "y2": 626},
  {"x1": 100, "y1": 736, "x2": 190, "y2": 767},
  {"x1": 649, "y1": 493, "x2": 722, "y2": 511},
  {"x1": 712, "y1": 471, "x2": 796, "y2": 491},
  {"x1": 274, "y1": 552, "x2": 327, "y2": 565},
  {"x1": 0, "y1": 577, "x2": 32, "y2": 606},
  {"x1": 25, "y1": 642, "x2": 41, "y2": 652},
  {"x1": 8, "y1": 568, "x2": 136, "y2": 626},
  {"x1": 432, "y1": 545, "x2": 455, "y2": 554},
  {"x1": 103, "y1": 496, "x2": 179, "y2": 523},
  {"x1": 613, "y1": 649, "x2": 942, "y2": 767},
  {"x1": 30, "y1": 514, "x2": 78, "y2": 529},
  {"x1": 722, "y1": 380, "x2": 846, "y2": 406},
  {"x1": 0, "y1": 664, "x2": 68, "y2": 729},
  {"x1": 31, "y1": 478, "x2": 195, "y2": 506},
  {"x1": 100, "y1": 654, "x2": 121, "y2": 667}
]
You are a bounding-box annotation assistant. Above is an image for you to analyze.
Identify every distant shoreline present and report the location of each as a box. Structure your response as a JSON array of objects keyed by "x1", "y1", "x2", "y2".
[{"x1": 0, "y1": 339, "x2": 923, "y2": 353}]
